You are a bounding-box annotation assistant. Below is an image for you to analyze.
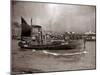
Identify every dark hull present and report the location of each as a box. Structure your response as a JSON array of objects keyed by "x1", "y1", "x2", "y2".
[{"x1": 18, "y1": 40, "x2": 83, "y2": 50}]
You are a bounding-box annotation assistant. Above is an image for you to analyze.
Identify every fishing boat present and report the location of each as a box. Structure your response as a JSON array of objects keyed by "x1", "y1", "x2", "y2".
[{"x1": 18, "y1": 17, "x2": 84, "y2": 50}]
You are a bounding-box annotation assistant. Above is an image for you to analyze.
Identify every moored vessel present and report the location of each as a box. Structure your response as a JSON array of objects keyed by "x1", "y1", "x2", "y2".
[{"x1": 18, "y1": 17, "x2": 85, "y2": 50}]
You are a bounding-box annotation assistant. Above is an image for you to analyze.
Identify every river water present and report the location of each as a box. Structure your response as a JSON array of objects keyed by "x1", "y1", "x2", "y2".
[{"x1": 12, "y1": 40, "x2": 96, "y2": 74}]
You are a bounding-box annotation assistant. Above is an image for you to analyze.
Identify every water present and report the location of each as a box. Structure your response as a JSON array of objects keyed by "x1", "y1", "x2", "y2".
[{"x1": 12, "y1": 40, "x2": 96, "y2": 74}]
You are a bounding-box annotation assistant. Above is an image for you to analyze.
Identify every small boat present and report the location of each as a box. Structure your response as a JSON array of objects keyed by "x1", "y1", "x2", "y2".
[{"x1": 18, "y1": 17, "x2": 84, "y2": 50}]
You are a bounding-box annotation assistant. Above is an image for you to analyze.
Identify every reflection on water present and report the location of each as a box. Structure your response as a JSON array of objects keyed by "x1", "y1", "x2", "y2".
[{"x1": 12, "y1": 40, "x2": 96, "y2": 74}]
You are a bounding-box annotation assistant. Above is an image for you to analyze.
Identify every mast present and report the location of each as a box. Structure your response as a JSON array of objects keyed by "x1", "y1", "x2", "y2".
[
  {"x1": 30, "y1": 18, "x2": 33, "y2": 37},
  {"x1": 31, "y1": 18, "x2": 32, "y2": 26}
]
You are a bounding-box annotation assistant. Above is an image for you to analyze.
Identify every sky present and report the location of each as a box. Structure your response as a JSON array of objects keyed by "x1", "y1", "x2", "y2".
[{"x1": 12, "y1": 1, "x2": 96, "y2": 33}]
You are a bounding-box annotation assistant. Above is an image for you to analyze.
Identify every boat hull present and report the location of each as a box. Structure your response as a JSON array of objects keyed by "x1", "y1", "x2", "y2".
[{"x1": 18, "y1": 40, "x2": 83, "y2": 50}]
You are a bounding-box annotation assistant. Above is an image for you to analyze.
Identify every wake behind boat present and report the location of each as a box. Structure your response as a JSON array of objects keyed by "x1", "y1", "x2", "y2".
[{"x1": 18, "y1": 17, "x2": 85, "y2": 50}]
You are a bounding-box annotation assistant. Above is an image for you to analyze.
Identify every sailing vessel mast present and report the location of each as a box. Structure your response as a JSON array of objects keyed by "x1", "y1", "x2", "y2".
[{"x1": 31, "y1": 18, "x2": 32, "y2": 26}]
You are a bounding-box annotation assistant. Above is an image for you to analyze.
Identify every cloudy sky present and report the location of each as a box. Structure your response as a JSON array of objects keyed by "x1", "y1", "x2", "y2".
[{"x1": 12, "y1": 1, "x2": 96, "y2": 33}]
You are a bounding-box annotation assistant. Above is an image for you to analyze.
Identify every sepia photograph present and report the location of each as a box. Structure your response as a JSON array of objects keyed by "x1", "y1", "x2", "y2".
[{"x1": 11, "y1": 1, "x2": 96, "y2": 74}]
